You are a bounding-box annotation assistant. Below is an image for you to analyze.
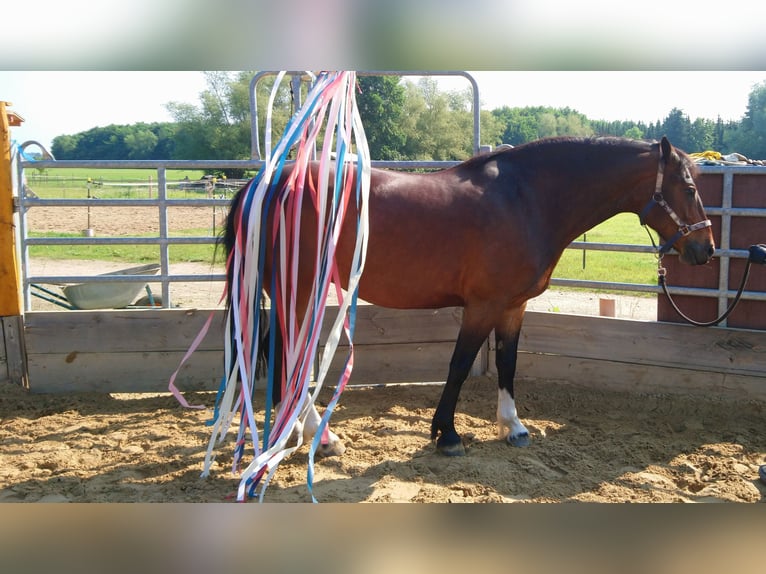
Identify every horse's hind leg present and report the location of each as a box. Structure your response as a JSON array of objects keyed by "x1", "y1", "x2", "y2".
[
  {"x1": 268, "y1": 320, "x2": 346, "y2": 457},
  {"x1": 274, "y1": 399, "x2": 345, "y2": 456},
  {"x1": 301, "y1": 401, "x2": 345, "y2": 457},
  {"x1": 495, "y1": 304, "x2": 530, "y2": 447},
  {"x1": 431, "y1": 306, "x2": 494, "y2": 456}
]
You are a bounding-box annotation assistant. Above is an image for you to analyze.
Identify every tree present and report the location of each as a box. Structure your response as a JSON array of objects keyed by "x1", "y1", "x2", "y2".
[
  {"x1": 491, "y1": 105, "x2": 593, "y2": 146},
  {"x1": 659, "y1": 108, "x2": 691, "y2": 150},
  {"x1": 356, "y1": 75, "x2": 407, "y2": 160},
  {"x1": 397, "y1": 78, "x2": 478, "y2": 161},
  {"x1": 50, "y1": 134, "x2": 79, "y2": 158},
  {"x1": 124, "y1": 128, "x2": 159, "y2": 160},
  {"x1": 731, "y1": 80, "x2": 766, "y2": 158},
  {"x1": 687, "y1": 118, "x2": 715, "y2": 153},
  {"x1": 479, "y1": 109, "x2": 505, "y2": 149},
  {"x1": 51, "y1": 123, "x2": 176, "y2": 160},
  {"x1": 166, "y1": 71, "x2": 275, "y2": 176}
]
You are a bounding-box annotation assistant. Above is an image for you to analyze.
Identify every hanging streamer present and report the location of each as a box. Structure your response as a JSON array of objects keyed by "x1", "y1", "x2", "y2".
[{"x1": 173, "y1": 71, "x2": 370, "y2": 502}]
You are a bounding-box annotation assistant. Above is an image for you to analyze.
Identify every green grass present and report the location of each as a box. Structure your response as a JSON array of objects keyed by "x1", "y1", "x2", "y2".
[
  {"x1": 27, "y1": 167, "x2": 205, "y2": 180},
  {"x1": 25, "y1": 168, "x2": 221, "y2": 200},
  {"x1": 28, "y1": 230, "x2": 225, "y2": 266},
  {"x1": 552, "y1": 212, "x2": 658, "y2": 292}
]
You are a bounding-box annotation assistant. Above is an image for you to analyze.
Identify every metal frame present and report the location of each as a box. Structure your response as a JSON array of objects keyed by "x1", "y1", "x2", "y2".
[{"x1": 249, "y1": 71, "x2": 482, "y2": 160}]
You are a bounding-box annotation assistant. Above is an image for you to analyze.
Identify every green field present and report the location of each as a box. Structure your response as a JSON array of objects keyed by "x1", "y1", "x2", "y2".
[
  {"x1": 27, "y1": 230, "x2": 224, "y2": 265},
  {"x1": 553, "y1": 213, "x2": 658, "y2": 291},
  {"x1": 25, "y1": 168, "x2": 218, "y2": 200}
]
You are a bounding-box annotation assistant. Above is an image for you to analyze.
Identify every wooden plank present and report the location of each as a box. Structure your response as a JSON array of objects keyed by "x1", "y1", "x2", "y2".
[
  {"x1": 24, "y1": 309, "x2": 226, "y2": 354},
  {"x1": 1, "y1": 315, "x2": 27, "y2": 388},
  {"x1": 519, "y1": 311, "x2": 766, "y2": 378},
  {"x1": 20, "y1": 305, "x2": 766, "y2": 400},
  {"x1": 319, "y1": 305, "x2": 462, "y2": 344},
  {"x1": 1, "y1": 102, "x2": 23, "y2": 316},
  {"x1": 322, "y1": 342, "x2": 455, "y2": 384},
  {"x1": 0, "y1": 321, "x2": 7, "y2": 384},
  {"x1": 26, "y1": 349, "x2": 222, "y2": 394},
  {"x1": 24, "y1": 305, "x2": 460, "y2": 355},
  {"x1": 508, "y1": 352, "x2": 766, "y2": 402}
]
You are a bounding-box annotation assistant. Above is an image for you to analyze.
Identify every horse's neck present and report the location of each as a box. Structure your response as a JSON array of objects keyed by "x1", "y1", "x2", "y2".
[{"x1": 538, "y1": 151, "x2": 654, "y2": 247}]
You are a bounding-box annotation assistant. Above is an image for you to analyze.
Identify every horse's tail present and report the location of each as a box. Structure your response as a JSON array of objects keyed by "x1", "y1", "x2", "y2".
[{"x1": 222, "y1": 182, "x2": 270, "y2": 379}]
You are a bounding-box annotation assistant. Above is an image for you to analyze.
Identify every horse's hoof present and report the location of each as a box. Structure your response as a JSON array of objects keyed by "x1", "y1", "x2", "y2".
[
  {"x1": 316, "y1": 440, "x2": 346, "y2": 457},
  {"x1": 436, "y1": 439, "x2": 466, "y2": 457},
  {"x1": 507, "y1": 432, "x2": 530, "y2": 447}
]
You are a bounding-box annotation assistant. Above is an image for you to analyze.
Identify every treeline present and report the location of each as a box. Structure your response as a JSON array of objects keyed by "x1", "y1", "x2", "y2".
[
  {"x1": 51, "y1": 73, "x2": 766, "y2": 170},
  {"x1": 52, "y1": 122, "x2": 178, "y2": 160}
]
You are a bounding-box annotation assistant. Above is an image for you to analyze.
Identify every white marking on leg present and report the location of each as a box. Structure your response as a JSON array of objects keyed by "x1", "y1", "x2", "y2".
[
  {"x1": 302, "y1": 402, "x2": 322, "y2": 441},
  {"x1": 275, "y1": 402, "x2": 304, "y2": 446},
  {"x1": 497, "y1": 388, "x2": 528, "y2": 441},
  {"x1": 302, "y1": 402, "x2": 345, "y2": 456}
]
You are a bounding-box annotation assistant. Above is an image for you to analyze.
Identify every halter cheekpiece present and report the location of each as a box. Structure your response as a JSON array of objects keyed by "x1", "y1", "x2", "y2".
[{"x1": 639, "y1": 143, "x2": 712, "y2": 255}]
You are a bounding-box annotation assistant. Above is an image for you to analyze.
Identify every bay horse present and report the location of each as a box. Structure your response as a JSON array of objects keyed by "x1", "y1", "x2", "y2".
[{"x1": 223, "y1": 136, "x2": 715, "y2": 457}]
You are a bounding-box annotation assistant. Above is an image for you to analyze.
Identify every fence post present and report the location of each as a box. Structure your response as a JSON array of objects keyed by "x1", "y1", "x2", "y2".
[{"x1": 0, "y1": 101, "x2": 28, "y2": 387}]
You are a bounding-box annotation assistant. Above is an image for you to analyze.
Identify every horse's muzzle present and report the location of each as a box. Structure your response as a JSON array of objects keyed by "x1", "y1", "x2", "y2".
[{"x1": 681, "y1": 240, "x2": 715, "y2": 265}]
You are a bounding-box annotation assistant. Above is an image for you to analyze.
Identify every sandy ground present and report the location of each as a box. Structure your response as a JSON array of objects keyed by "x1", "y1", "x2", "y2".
[
  {"x1": 2, "y1": 378, "x2": 764, "y2": 503},
  {"x1": 2, "y1": 203, "x2": 764, "y2": 503}
]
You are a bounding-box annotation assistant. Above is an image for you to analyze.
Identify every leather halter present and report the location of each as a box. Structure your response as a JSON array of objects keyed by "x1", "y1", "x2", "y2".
[{"x1": 639, "y1": 146, "x2": 712, "y2": 255}]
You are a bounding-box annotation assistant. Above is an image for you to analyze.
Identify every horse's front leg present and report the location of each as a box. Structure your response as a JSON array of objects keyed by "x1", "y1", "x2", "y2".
[
  {"x1": 431, "y1": 306, "x2": 494, "y2": 456},
  {"x1": 495, "y1": 304, "x2": 531, "y2": 447}
]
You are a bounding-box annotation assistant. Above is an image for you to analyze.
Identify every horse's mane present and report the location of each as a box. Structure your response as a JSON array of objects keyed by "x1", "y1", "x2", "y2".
[
  {"x1": 474, "y1": 136, "x2": 651, "y2": 162},
  {"x1": 462, "y1": 136, "x2": 697, "y2": 175}
]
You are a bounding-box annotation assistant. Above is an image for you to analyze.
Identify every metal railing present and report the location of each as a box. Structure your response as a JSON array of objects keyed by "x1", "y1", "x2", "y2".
[{"x1": 16, "y1": 158, "x2": 262, "y2": 311}]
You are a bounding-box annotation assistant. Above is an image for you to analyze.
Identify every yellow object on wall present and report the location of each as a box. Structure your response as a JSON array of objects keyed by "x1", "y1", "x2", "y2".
[{"x1": 0, "y1": 101, "x2": 23, "y2": 316}]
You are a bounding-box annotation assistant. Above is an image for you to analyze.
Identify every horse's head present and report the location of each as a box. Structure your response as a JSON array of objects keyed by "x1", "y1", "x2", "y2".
[{"x1": 640, "y1": 137, "x2": 715, "y2": 265}]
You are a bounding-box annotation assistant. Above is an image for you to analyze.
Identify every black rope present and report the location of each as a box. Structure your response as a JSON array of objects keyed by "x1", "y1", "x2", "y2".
[
  {"x1": 659, "y1": 260, "x2": 752, "y2": 327},
  {"x1": 658, "y1": 244, "x2": 766, "y2": 327}
]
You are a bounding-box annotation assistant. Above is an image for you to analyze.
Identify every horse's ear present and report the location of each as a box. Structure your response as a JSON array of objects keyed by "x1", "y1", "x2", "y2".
[{"x1": 660, "y1": 136, "x2": 672, "y2": 161}]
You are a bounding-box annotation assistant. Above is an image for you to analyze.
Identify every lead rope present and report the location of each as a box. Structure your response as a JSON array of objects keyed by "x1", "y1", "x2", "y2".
[
  {"x1": 658, "y1": 253, "x2": 752, "y2": 327},
  {"x1": 645, "y1": 227, "x2": 763, "y2": 327}
]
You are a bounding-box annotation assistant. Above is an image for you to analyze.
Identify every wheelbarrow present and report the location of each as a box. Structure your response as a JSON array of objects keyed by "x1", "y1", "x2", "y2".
[{"x1": 31, "y1": 263, "x2": 162, "y2": 310}]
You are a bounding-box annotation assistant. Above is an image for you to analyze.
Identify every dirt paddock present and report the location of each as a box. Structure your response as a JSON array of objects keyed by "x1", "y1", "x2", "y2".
[
  {"x1": 3, "y1": 203, "x2": 765, "y2": 503},
  {"x1": 1, "y1": 377, "x2": 764, "y2": 503}
]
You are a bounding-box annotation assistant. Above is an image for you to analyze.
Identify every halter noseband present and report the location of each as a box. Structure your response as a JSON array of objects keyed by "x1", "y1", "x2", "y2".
[{"x1": 639, "y1": 146, "x2": 712, "y2": 255}]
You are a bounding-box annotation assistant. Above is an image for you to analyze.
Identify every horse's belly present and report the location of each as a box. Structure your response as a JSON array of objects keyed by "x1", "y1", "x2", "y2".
[
  {"x1": 357, "y1": 273, "x2": 464, "y2": 309},
  {"x1": 353, "y1": 241, "x2": 466, "y2": 309}
]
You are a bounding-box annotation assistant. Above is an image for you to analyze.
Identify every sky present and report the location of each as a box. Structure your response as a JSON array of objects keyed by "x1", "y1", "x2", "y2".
[{"x1": 3, "y1": 70, "x2": 766, "y2": 152}]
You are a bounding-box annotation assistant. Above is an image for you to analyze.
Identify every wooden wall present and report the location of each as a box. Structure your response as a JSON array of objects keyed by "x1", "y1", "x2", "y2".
[{"x1": 14, "y1": 305, "x2": 766, "y2": 402}]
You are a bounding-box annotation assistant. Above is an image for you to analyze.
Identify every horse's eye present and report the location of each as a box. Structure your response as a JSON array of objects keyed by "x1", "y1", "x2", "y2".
[{"x1": 686, "y1": 186, "x2": 697, "y2": 197}]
